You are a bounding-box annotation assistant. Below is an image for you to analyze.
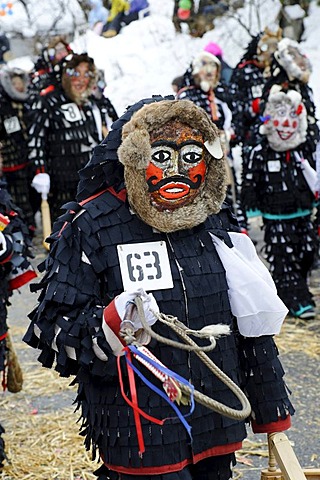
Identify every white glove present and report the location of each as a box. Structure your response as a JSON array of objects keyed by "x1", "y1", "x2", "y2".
[
  {"x1": 31, "y1": 173, "x2": 50, "y2": 199},
  {"x1": 115, "y1": 288, "x2": 159, "y2": 331}
]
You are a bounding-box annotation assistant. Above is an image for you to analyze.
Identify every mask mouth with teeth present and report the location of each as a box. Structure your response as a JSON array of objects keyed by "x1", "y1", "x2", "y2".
[
  {"x1": 117, "y1": 99, "x2": 227, "y2": 232},
  {"x1": 259, "y1": 87, "x2": 307, "y2": 152}
]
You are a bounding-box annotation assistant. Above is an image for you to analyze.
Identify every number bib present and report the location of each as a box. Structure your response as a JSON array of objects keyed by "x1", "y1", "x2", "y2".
[
  {"x1": 267, "y1": 160, "x2": 281, "y2": 172},
  {"x1": 117, "y1": 241, "x2": 174, "y2": 291},
  {"x1": 4, "y1": 116, "x2": 21, "y2": 134},
  {"x1": 61, "y1": 103, "x2": 82, "y2": 122},
  {"x1": 251, "y1": 84, "x2": 263, "y2": 99}
]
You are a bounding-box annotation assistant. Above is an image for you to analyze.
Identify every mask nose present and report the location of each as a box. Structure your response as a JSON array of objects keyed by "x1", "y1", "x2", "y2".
[{"x1": 282, "y1": 119, "x2": 290, "y2": 127}]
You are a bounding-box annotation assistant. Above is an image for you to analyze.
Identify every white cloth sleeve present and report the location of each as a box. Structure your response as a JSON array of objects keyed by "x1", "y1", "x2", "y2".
[{"x1": 210, "y1": 232, "x2": 288, "y2": 337}]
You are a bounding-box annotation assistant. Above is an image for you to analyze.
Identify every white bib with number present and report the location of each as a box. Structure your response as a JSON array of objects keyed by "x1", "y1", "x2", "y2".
[
  {"x1": 61, "y1": 103, "x2": 82, "y2": 122},
  {"x1": 117, "y1": 241, "x2": 173, "y2": 292}
]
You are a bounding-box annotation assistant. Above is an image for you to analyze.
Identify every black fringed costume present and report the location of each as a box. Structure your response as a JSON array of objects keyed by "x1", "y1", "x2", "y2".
[
  {"x1": 0, "y1": 181, "x2": 37, "y2": 468},
  {"x1": 177, "y1": 66, "x2": 231, "y2": 133},
  {"x1": 0, "y1": 69, "x2": 38, "y2": 233},
  {"x1": 27, "y1": 84, "x2": 117, "y2": 222},
  {"x1": 228, "y1": 35, "x2": 267, "y2": 149},
  {"x1": 24, "y1": 97, "x2": 294, "y2": 480},
  {"x1": 241, "y1": 143, "x2": 317, "y2": 316}
]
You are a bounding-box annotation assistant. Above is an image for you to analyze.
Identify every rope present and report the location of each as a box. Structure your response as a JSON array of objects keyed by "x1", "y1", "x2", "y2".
[{"x1": 120, "y1": 297, "x2": 251, "y2": 421}]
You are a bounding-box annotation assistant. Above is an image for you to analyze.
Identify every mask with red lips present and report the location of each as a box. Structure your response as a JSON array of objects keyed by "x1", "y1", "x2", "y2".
[
  {"x1": 259, "y1": 87, "x2": 307, "y2": 152},
  {"x1": 146, "y1": 120, "x2": 206, "y2": 211},
  {"x1": 117, "y1": 99, "x2": 227, "y2": 233}
]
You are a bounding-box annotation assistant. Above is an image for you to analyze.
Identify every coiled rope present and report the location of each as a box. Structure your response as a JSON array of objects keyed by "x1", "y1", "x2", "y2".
[{"x1": 120, "y1": 296, "x2": 251, "y2": 421}]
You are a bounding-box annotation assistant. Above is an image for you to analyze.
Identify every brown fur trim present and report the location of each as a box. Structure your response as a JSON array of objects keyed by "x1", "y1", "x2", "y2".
[{"x1": 118, "y1": 100, "x2": 227, "y2": 232}]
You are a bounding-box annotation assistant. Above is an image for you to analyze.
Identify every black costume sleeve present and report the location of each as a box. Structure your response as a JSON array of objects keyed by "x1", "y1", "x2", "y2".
[
  {"x1": 238, "y1": 334, "x2": 294, "y2": 424},
  {"x1": 23, "y1": 208, "x2": 117, "y2": 378},
  {"x1": 26, "y1": 95, "x2": 49, "y2": 174}
]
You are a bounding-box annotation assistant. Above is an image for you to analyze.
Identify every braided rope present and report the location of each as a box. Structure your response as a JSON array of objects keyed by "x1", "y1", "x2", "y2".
[{"x1": 122, "y1": 297, "x2": 251, "y2": 421}]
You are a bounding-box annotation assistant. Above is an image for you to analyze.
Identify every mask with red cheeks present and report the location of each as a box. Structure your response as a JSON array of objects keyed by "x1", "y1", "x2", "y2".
[
  {"x1": 260, "y1": 89, "x2": 307, "y2": 151},
  {"x1": 146, "y1": 120, "x2": 207, "y2": 211}
]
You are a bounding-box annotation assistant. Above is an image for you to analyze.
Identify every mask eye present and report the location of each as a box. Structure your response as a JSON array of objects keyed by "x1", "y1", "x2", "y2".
[
  {"x1": 180, "y1": 145, "x2": 203, "y2": 164},
  {"x1": 152, "y1": 150, "x2": 171, "y2": 163},
  {"x1": 182, "y1": 151, "x2": 202, "y2": 163},
  {"x1": 276, "y1": 107, "x2": 287, "y2": 116},
  {"x1": 290, "y1": 111, "x2": 298, "y2": 118}
]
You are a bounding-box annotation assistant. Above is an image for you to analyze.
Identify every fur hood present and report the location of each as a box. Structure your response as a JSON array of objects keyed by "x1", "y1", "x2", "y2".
[
  {"x1": 118, "y1": 99, "x2": 228, "y2": 232},
  {"x1": 0, "y1": 68, "x2": 29, "y2": 102},
  {"x1": 274, "y1": 38, "x2": 312, "y2": 83}
]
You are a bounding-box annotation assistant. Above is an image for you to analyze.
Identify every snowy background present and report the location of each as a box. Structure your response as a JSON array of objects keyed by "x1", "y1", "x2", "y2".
[{"x1": 2, "y1": 0, "x2": 320, "y2": 121}]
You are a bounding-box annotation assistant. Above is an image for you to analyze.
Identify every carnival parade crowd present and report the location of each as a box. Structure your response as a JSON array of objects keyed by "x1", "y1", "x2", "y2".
[{"x1": 0, "y1": 9, "x2": 319, "y2": 479}]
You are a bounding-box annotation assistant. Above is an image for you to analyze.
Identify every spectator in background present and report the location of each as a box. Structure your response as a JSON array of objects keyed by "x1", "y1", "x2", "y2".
[
  {"x1": 88, "y1": 0, "x2": 109, "y2": 34},
  {"x1": 102, "y1": 0, "x2": 149, "y2": 38},
  {"x1": 204, "y1": 42, "x2": 233, "y2": 85}
]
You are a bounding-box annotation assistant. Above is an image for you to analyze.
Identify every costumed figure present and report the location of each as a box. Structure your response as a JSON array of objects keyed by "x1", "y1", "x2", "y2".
[
  {"x1": 228, "y1": 28, "x2": 282, "y2": 231},
  {"x1": 0, "y1": 160, "x2": 37, "y2": 469},
  {"x1": 177, "y1": 50, "x2": 240, "y2": 226},
  {"x1": 262, "y1": 37, "x2": 319, "y2": 158},
  {"x1": 229, "y1": 28, "x2": 283, "y2": 151},
  {"x1": 203, "y1": 42, "x2": 233, "y2": 86},
  {"x1": 0, "y1": 67, "x2": 39, "y2": 235},
  {"x1": 241, "y1": 86, "x2": 318, "y2": 319},
  {"x1": 24, "y1": 96, "x2": 294, "y2": 480},
  {"x1": 28, "y1": 53, "x2": 115, "y2": 222},
  {"x1": 28, "y1": 36, "x2": 72, "y2": 98}
]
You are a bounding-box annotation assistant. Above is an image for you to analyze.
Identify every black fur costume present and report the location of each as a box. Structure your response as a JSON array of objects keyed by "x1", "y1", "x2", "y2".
[
  {"x1": 0, "y1": 181, "x2": 36, "y2": 469},
  {"x1": 27, "y1": 53, "x2": 118, "y2": 222},
  {"x1": 24, "y1": 96, "x2": 294, "y2": 480}
]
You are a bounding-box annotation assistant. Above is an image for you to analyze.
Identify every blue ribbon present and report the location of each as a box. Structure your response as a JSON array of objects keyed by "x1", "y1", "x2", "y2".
[
  {"x1": 259, "y1": 114, "x2": 271, "y2": 123},
  {"x1": 125, "y1": 345, "x2": 195, "y2": 441}
]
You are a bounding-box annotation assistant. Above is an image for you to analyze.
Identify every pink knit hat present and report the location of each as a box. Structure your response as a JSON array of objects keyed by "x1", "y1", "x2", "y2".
[{"x1": 204, "y1": 42, "x2": 223, "y2": 58}]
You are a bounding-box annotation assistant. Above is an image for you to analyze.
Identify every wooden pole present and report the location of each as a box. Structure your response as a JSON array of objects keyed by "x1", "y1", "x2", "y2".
[{"x1": 41, "y1": 197, "x2": 51, "y2": 251}]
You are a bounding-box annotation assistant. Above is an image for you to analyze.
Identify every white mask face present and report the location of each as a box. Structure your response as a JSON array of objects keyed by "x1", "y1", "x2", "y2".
[{"x1": 264, "y1": 97, "x2": 306, "y2": 151}]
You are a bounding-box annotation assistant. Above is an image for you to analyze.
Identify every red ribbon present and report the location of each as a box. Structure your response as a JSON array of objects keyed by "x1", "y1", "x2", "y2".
[{"x1": 117, "y1": 348, "x2": 164, "y2": 457}]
